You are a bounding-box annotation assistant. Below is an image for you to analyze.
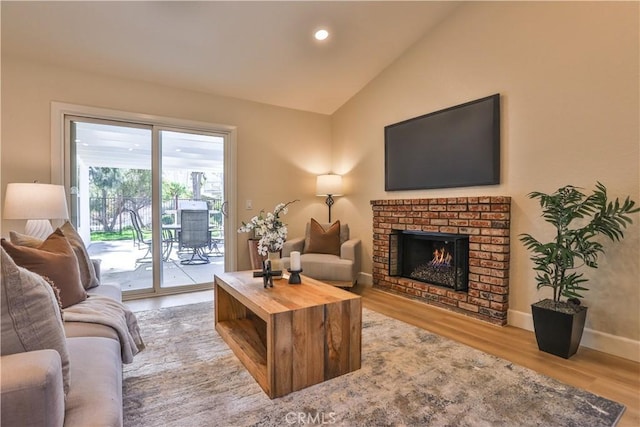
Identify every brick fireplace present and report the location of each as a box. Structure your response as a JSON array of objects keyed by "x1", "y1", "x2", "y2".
[{"x1": 371, "y1": 197, "x2": 511, "y2": 325}]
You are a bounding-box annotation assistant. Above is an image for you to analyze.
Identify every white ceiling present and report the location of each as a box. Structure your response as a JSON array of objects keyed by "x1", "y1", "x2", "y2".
[
  {"x1": 74, "y1": 122, "x2": 225, "y2": 172},
  {"x1": 1, "y1": 1, "x2": 459, "y2": 114}
]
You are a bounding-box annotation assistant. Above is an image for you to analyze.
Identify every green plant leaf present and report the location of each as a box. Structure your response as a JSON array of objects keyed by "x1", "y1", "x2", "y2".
[{"x1": 521, "y1": 182, "x2": 639, "y2": 302}]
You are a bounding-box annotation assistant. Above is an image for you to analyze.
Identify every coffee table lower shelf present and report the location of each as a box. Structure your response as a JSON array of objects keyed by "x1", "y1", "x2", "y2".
[
  {"x1": 216, "y1": 318, "x2": 268, "y2": 389},
  {"x1": 214, "y1": 271, "x2": 361, "y2": 398}
]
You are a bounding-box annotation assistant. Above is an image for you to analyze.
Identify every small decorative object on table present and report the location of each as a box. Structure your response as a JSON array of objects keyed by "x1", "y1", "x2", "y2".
[
  {"x1": 288, "y1": 251, "x2": 302, "y2": 284},
  {"x1": 253, "y1": 259, "x2": 282, "y2": 288},
  {"x1": 287, "y1": 269, "x2": 302, "y2": 284},
  {"x1": 267, "y1": 251, "x2": 284, "y2": 280},
  {"x1": 238, "y1": 199, "x2": 298, "y2": 281}
]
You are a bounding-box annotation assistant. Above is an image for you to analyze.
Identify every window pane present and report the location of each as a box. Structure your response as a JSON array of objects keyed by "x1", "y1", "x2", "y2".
[
  {"x1": 160, "y1": 130, "x2": 225, "y2": 288},
  {"x1": 73, "y1": 120, "x2": 155, "y2": 293}
]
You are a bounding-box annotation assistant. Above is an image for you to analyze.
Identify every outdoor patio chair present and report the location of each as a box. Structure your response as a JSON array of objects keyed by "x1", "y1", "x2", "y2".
[
  {"x1": 208, "y1": 211, "x2": 224, "y2": 257},
  {"x1": 179, "y1": 209, "x2": 211, "y2": 265},
  {"x1": 208, "y1": 230, "x2": 224, "y2": 257},
  {"x1": 128, "y1": 209, "x2": 173, "y2": 263}
]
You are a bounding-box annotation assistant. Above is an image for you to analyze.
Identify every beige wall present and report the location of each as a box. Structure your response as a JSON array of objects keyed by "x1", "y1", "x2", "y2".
[
  {"x1": 0, "y1": 57, "x2": 332, "y2": 269},
  {"x1": 331, "y1": 2, "x2": 639, "y2": 355}
]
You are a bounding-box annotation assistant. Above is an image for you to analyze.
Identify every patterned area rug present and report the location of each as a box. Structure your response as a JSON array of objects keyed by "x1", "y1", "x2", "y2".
[{"x1": 123, "y1": 302, "x2": 624, "y2": 426}]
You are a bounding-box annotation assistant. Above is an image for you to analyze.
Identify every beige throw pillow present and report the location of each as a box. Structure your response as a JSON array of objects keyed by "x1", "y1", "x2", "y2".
[
  {"x1": 62, "y1": 222, "x2": 100, "y2": 289},
  {"x1": 10, "y1": 221, "x2": 99, "y2": 290},
  {"x1": 2, "y1": 229, "x2": 87, "y2": 308},
  {"x1": 8, "y1": 231, "x2": 42, "y2": 248},
  {"x1": 303, "y1": 219, "x2": 341, "y2": 256},
  {"x1": 1, "y1": 247, "x2": 70, "y2": 395}
]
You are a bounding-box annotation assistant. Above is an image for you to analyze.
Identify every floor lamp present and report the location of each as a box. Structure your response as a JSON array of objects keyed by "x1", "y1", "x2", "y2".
[
  {"x1": 316, "y1": 174, "x2": 343, "y2": 223},
  {"x1": 3, "y1": 183, "x2": 70, "y2": 239}
]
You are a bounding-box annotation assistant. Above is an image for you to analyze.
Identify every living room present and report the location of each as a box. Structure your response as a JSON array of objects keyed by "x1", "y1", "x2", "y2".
[{"x1": 1, "y1": 1, "x2": 638, "y2": 426}]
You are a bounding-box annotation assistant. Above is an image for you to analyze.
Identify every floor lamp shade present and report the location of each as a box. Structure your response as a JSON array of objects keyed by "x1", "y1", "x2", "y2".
[
  {"x1": 3, "y1": 183, "x2": 69, "y2": 239},
  {"x1": 316, "y1": 174, "x2": 343, "y2": 223}
]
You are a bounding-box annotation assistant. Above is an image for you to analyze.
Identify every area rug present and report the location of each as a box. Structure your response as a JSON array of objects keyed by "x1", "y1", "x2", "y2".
[{"x1": 123, "y1": 302, "x2": 625, "y2": 427}]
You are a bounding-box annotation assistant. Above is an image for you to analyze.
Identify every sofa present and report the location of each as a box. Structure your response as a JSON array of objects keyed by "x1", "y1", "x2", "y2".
[
  {"x1": 1, "y1": 224, "x2": 142, "y2": 427},
  {"x1": 281, "y1": 219, "x2": 361, "y2": 287}
]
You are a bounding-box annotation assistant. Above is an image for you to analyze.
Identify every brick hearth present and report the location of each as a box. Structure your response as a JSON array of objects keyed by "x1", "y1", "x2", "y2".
[{"x1": 371, "y1": 197, "x2": 511, "y2": 325}]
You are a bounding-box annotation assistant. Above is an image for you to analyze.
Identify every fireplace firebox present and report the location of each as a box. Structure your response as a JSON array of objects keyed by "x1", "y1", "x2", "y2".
[{"x1": 389, "y1": 230, "x2": 469, "y2": 291}]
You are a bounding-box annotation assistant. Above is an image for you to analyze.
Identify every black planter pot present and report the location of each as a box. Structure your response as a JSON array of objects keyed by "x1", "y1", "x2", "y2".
[{"x1": 531, "y1": 299, "x2": 588, "y2": 359}]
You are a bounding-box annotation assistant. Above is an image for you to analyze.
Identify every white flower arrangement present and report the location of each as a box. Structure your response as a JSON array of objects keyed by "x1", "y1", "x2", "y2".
[{"x1": 238, "y1": 200, "x2": 298, "y2": 256}]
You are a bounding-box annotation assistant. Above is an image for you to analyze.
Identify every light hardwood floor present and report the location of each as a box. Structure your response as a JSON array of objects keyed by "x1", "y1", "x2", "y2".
[{"x1": 126, "y1": 286, "x2": 639, "y2": 426}]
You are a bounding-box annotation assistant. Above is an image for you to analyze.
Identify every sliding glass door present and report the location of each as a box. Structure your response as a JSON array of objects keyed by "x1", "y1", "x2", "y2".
[
  {"x1": 159, "y1": 129, "x2": 225, "y2": 289},
  {"x1": 67, "y1": 117, "x2": 226, "y2": 298}
]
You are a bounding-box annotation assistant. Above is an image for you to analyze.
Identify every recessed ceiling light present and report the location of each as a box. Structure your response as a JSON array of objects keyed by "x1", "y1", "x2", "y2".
[{"x1": 314, "y1": 29, "x2": 329, "y2": 41}]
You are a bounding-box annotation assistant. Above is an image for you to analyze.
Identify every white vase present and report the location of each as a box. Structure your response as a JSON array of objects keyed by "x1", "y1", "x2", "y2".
[{"x1": 267, "y1": 252, "x2": 284, "y2": 280}]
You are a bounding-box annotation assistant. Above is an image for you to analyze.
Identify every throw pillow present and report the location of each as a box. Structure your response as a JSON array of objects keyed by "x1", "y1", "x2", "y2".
[
  {"x1": 61, "y1": 222, "x2": 100, "y2": 289},
  {"x1": 1, "y1": 247, "x2": 70, "y2": 395},
  {"x1": 2, "y1": 229, "x2": 87, "y2": 308},
  {"x1": 8, "y1": 231, "x2": 42, "y2": 247},
  {"x1": 303, "y1": 218, "x2": 341, "y2": 256},
  {"x1": 10, "y1": 221, "x2": 99, "y2": 290}
]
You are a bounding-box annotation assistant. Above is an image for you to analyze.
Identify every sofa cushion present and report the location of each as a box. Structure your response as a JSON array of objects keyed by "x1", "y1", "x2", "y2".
[
  {"x1": 64, "y1": 337, "x2": 123, "y2": 427},
  {"x1": 2, "y1": 229, "x2": 87, "y2": 308},
  {"x1": 88, "y1": 283, "x2": 122, "y2": 301},
  {"x1": 304, "y1": 219, "x2": 341, "y2": 256},
  {"x1": 1, "y1": 247, "x2": 71, "y2": 395},
  {"x1": 10, "y1": 221, "x2": 99, "y2": 290}
]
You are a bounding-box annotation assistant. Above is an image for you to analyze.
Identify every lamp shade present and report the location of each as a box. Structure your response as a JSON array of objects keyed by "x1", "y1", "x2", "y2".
[
  {"x1": 4, "y1": 183, "x2": 69, "y2": 220},
  {"x1": 316, "y1": 174, "x2": 343, "y2": 196}
]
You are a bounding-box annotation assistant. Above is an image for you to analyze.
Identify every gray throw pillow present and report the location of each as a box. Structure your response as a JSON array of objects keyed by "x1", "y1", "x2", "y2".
[{"x1": 1, "y1": 247, "x2": 70, "y2": 395}]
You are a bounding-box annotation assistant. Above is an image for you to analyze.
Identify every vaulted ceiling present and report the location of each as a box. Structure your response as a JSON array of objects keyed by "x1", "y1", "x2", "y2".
[{"x1": 1, "y1": 1, "x2": 459, "y2": 114}]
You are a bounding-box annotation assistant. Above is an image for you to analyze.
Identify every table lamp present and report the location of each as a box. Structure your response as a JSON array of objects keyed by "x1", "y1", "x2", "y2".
[
  {"x1": 3, "y1": 183, "x2": 69, "y2": 239},
  {"x1": 316, "y1": 174, "x2": 343, "y2": 223}
]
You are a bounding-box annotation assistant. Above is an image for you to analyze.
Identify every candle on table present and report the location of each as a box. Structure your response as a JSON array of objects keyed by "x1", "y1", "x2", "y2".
[{"x1": 290, "y1": 251, "x2": 301, "y2": 271}]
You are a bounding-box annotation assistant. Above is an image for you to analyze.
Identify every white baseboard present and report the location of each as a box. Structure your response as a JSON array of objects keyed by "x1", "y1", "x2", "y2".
[
  {"x1": 508, "y1": 309, "x2": 640, "y2": 362},
  {"x1": 358, "y1": 272, "x2": 373, "y2": 287}
]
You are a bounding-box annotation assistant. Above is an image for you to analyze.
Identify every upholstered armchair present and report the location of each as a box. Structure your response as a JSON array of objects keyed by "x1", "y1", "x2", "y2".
[{"x1": 281, "y1": 220, "x2": 361, "y2": 287}]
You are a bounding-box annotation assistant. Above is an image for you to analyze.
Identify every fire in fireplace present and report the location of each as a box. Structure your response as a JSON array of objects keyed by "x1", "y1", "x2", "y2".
[{"x1": 389, "y1": 230, "x2": 469, "y2": 291}]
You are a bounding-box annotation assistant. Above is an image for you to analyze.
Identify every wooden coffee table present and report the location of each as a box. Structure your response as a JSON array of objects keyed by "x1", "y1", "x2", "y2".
[{"x1": 214, "y1": 271, "x2": 361, "y2": 398}]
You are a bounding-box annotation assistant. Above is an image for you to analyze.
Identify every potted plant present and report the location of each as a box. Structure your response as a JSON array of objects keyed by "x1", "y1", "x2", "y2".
[
  {"x1": 520, "y1": 182, "x2": 639, "y2": 358},
  {"x1": 237, "y1": 200, "x2": 298, "y2": 279}
]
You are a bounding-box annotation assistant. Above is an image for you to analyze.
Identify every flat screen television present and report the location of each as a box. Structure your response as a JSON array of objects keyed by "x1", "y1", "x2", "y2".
[{"x1": 384, "y1": 94, "x2": 500, "y2": 191}]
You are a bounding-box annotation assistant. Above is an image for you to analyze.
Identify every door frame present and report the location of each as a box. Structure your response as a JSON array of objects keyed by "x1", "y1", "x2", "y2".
[{"x1": 50, "y1": 102, "x2": 238, "y2": 296}]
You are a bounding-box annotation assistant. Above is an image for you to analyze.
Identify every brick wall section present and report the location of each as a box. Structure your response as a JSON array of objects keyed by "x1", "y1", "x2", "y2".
[{"x1": 371, "y1": 197, "x2": 511, "y2": 326}]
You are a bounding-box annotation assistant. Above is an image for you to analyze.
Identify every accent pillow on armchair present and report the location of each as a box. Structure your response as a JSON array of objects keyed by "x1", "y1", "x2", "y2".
[
  {"x1": 281, "y1": 218, "x2": 361, "y2": 287},
  {"x1": 303, "y1": 219, "x2": 341, "y2": 256}
]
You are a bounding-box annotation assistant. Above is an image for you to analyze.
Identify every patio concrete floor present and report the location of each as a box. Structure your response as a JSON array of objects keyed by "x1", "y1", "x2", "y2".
[{"x1": 87, "y1": 240, "x2": 223, "y2": 292}]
